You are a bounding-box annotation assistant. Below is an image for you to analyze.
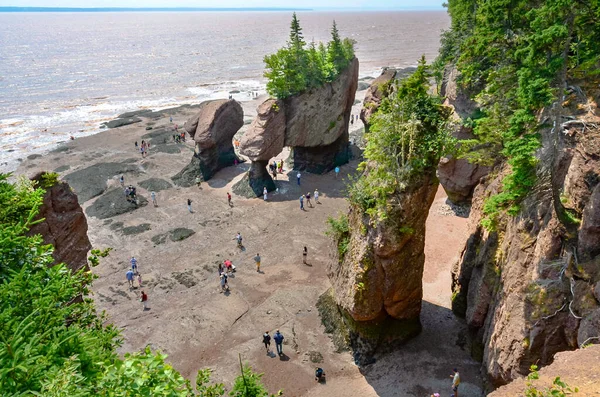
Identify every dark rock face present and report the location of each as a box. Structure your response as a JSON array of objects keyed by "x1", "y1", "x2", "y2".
[
  {"x1": 63, "y1": 162, "x2": 141, "y2": 203},
  {"x1": 85, "y1": 188, "x2": 148, "y2": 219},
  {"x1": 232, "y1": 160, "x2": 276, "y2": 198},
  {"x1": 291, "y1": 130, "x2": 351, "y2": 174},
  {"x1": 179, "y1": 99, "x2": 243, "y2": 181},
  {"x1": 28, "y1": 176, "x2": 91, "y2": 272},
  {"x1": 327, "y1": 171, "x2": 439, "y2": 359},
  {"x1": 138, "y1": 178, "x2": 172, "y2": 192},
  {"x1": 171, "y1": 155, "x2": 201, "y2": 188}
]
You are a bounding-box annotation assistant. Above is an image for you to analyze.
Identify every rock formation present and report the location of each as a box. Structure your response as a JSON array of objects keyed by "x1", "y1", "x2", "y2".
[
  {"x1": 325, "y1": 170, "x2": 439, "y2": 362},
  {"x1": 236, "y1": 58, "x2": 358, "y2": 196},
  {"x1": 451, "y1": 88, "x2": 600, "y2": 386},
  {"x1": 359, "y1": 68, "x2": 396, "y2": 131},
  {"x1": 28, "y1": 173, "x2": 92, "y2": 272},
  {"x1": 437, "y1": 67, "x2": 490, "y2": 203},
  {"x1": 173, "y1": 99, "x2": 243, "y2": 186}
]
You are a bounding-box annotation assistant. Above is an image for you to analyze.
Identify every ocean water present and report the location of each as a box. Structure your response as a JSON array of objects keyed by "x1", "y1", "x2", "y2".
[{"x1": 0, "y1": 11, "x2": 449, "y2": 172}]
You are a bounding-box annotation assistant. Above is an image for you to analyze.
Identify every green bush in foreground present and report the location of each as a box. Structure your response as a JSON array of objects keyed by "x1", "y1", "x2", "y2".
[
  {"x1": 0, "y1": 173, "x2": 274, "y2": 396},
  {"x1": 525, "y1": 365, "x2": 578, "y2": 396},
  {"x1": 264, "y1": 13, "x2": 355, "y2": 99}
]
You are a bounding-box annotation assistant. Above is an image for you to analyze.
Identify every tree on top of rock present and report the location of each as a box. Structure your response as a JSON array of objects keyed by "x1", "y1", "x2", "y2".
[{"x1": 264, "y1": 14, "x2": 355, "y2": 99}]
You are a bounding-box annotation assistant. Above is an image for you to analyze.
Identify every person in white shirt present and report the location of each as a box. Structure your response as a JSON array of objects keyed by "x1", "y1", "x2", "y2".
[
  {"x1": 314, "y1": 189, "x2": 319, "y2": 204},
  {"x1": 297, "y1": 172, "x2": 301, "y2": 185},
  {"x1": 450, "y1": 368, "x2": 460, "y2": 397}
]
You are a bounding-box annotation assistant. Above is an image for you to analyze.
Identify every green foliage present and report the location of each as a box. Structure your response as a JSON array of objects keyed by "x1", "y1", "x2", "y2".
[
  {"x1": 348, "y1": 58, "x2": 452, "y2": 220},
  {"x1": 39, "y1": 172, "x2": 60, "y2": 189},
  {"x1": 326, "y1": 213, "x2": 350, "y2": 260},
  {"x1": 436, "y1": 0, "x2": 600, "y2": 230},
  {"x1": 264, "y1": 14, "x2": 355, "y2": 99},
  {"x1": 0, "y1": 173, "x2": 274, "y2": 396},
  {"x1": 525, "y1": 365, "x2": 578, "y2": 396},
  {"x1": 230, "y1": 364, "x2": 281, "y2": 397}
]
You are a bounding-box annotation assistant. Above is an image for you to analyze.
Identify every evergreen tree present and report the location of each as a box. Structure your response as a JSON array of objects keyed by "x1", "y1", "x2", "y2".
[{"x1": 327, "y1": 20, "x2": 348, "y2": 73}]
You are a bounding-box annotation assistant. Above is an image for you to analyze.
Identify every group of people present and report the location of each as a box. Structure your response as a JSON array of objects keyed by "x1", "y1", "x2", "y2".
[
  {"x1": 299, "y1": 189, "x2": 319, "y2": 210},
  {"x1": 262, "y1": 329, "x2": 285, "y2": 356},
  {"x1": 134, "y1": 140, "x2": 150, "y2": 157},
  {"x1": 173, "y1": 131, "x2": 186, "y2": 143},
  {"x1": 350, "y1": 114, "x2": 360, "y2": 125},
  {"x1": 124, "y1": 184, "x2": 138, "y2": 203},
  {"x1": 125, "y1": 256, "x2": 148, "y2": 310}
]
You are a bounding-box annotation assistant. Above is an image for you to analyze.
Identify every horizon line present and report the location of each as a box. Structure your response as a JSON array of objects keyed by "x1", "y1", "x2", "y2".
[{"x1": 0, "y1": 6, "x2": 445, "y2": 12}]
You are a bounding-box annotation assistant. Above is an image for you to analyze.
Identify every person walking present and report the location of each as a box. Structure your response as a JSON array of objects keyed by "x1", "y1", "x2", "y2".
[
  {"x1": 314, "y1": 189, "x2": 319, "y2": 204},
  {"x1": 262, "y1": 331, "x2": 271, "y2": 353},
  {"x1": 263, "y1": 187, "x2": 268, "y2": 201},
  {"x1": 450, "y1": 368, "x2": 461, "y2": 397},
  {"x1": 140, "y1": 290, "x2": 148, "y2": 310},
  {"x1": 254, "y1": 253, "x2": 261, "y2": 272},
  {"x1": 274, "y1": 329, "x2": 284, "y2": 356},
  {"x1": 126, "y1": 269, "x2": 135, "y2": 288},
  {"x1": 169, "y1": 116, "x2": 173, "y2": 123},
  {"x1": 278, "y1": 160, "x2": 283, "y2": 173},
  {"x1": 227, "y1": 192, "x2": 232, "y2": 207},
  {"x1": 235, "y1": 232, "x2": 243, "y2": 249},
  {"x1": 151, "y1": 191, "x2": 157, "y2": 207},
  {"x1": 134, "y1": 141, "x2": 138, "y2": 150},
  {"x1": 218, "y1": 262, "x2": 223, "y2": 275},
  {"x1": 187, "y1": 198, "x2": 193, "y2": 213},
  {"x1": 299, "y1": 195, "x2": 304, "y2": 210},
  {"x1": 297, "y1": 172, "x2": 301, "y2": 185},
  {"x1": 119, "y1": 175, "x2": 124, "y2": 187},
  {"x1": 220, "y1": 273, "x2": 229, "y2": 292},
  {"x1": 303, "y1": 246, "x2": 308, "y2": 264},
  {"x1": 335, "y1": 166, "x2": 340, "y2": 179},
  {"x1": 306, "y1": 192, "x2": 312, "y2": 208},
  {"x1": 272, "y1": 168, "x2": 277, "y2": 180},
  {"x1": 130, "y1": 256, "x2": 138, "y2": 273},
  {"x1": 137, "y1": 273, "x2": 143, "y2": 288},
  {"x1": 195, "y1": 176, "x2": 202, "y2": 189}
]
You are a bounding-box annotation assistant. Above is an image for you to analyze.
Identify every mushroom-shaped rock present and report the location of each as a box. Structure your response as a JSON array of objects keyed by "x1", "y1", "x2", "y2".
[
  {"x1": 240, "y1": 99, "x2": 286, "y2": 162},
  {"x1": 360, "y1": 68, "x2": 396, "y2": 131},
  {"x1": 176, "y1": 99, "x2": 243, "y2": 182}
]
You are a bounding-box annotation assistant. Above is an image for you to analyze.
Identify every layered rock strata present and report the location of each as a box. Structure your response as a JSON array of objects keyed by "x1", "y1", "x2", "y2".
[{"x1": 28, "y1": 174, "x2": 92, "y2": 272}]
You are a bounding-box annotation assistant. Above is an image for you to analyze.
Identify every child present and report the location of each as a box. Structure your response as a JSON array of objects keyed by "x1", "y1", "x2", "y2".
[{"x1": 137, "y1": 273, "x2": 142, "y2": 288}]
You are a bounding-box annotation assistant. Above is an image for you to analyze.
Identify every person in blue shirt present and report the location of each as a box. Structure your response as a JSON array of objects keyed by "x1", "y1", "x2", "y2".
[
  {"x1": 130, "y1": 256, "x2": 138, "y2": 273},
  {"x1": 335, "y1": 166, "x2": 340, "y2": 178},
  {"x1": 273, "y1": 329, "x2": 284, "y2": 356},
  {"x1": 126, "y1": 269, "x2": 134, "y2": 288}
]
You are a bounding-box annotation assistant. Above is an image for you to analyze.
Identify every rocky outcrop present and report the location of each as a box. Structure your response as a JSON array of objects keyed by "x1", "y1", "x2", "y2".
[
  {"x1": 489, "y1": 345, "x2": 600, "y2": 396},
  {"x1": 237, "y1": 58, "x2": 358, "y2": 196},
  {"x1": 438, "y1": 67, "x2": 490, "y2": 203},
  {"x1": 360, "y1": 68, "x2": 396, "y2": 131},
  {"x1": 174, "y1": 99, "x2": 243, "y2": 184},
  {"x1": 28, "y1": 174, "x2": 91, "y2": 272},
  {"x1": 64, "y1": 161, "x2": 141, "y2": 203},
  {"x1": 326, "y1": 170, "x2": 439, "y2": 361},
  {"x1": 85, "y1": 188, "x2": 148, "y2": 219},
  {"x1": 451, "y1": 91, "x2": 600, "y2": 386}
]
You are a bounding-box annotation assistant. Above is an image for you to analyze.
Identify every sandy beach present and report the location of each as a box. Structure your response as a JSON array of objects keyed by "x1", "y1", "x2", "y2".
[{"x1": 17, "y1": 87, "x2": 484, "y2": 396}]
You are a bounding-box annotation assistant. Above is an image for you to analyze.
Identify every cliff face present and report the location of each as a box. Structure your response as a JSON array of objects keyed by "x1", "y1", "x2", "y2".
[
  {"x1": 326, "y1": 170, "x2": 439, "y2": 359},
  {"x1": 237, "y1": 58, "x2": 359, "y2": 196},
  {"x1": 451, "y1": 85, "x2": 600, "y2": 386},
  {"x1": 28, "y1": 174, "x2": 92, "y2": 272},
  {"x1": 359, "y1": 68, "x2": 396, "y2": 132}
]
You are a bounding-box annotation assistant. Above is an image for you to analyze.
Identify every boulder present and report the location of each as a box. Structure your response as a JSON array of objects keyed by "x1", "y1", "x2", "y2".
[
  {"x1": 360, "y1": 68, "x2": 396, "y2": 131},
  {"x1": 438, "y1": 154, "x2": 490, "y2": 203},
  {"x1": 28, "y1": 175, "x2": 92, "y2": 272},
  {"x1": 63, "y1": 161, "x2": 141, "y2": 203},
  {"x1": 85, "y1": 188, "x2": 148, "y2": 219},
  {"x1": 240, "y1": 99, "x2": 286, "y2": 162},
  {"x1": 138, "y1": 178, "x2": 172, "y2": 192},
  {"x1": 179, "y1": 99, "x2": 243, "y2": 181}
]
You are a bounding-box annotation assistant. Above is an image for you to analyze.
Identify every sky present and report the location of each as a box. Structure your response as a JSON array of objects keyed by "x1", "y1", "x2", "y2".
[{"x1": 0, "y1": 0, "x2": 446, "y2": 10}]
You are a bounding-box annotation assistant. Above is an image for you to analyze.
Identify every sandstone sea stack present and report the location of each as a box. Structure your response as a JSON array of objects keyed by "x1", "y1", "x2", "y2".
[{"x1": 173, "y1": 99, "x2": 243, "y2": 186}]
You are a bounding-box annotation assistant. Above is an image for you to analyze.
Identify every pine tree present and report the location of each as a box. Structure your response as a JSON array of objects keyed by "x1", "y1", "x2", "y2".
[{"x1": 328, "y1": 20, "x2": 348, "y2": 73}]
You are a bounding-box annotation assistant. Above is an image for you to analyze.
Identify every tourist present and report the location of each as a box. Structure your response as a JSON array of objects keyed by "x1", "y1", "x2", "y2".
[
  {"x1": 315, "y1": 367, "x2": 324, "y2": 382},
  {"x1": 306, "y1": 191, "x2": 312, "y2": 208},
  {"x1": 195, "y1": 176, "x2": 202, "y2": 188},
  {"x1": 224, "y1": 259, "x2": 233, "y2": 275},
  {"x1": 169, "y1": 116, "x2": 173, "y2": 123},
  {"x1": 303, "y1": 246, "x2": 308, "y2": 264},
  {"x1": 335, "y1": 166, "x2": 340, "y2": 178},
  {"x1": 297, "y1": 172, "x2": 301, "y2": 185},
  {"x1": 134, "y1": 141, "x2": 138, "y2": 150},
  {"x1": 218, "y1": 262, "x2": 223, "y2": 275},
  {"x1": 278, "y1": 160, "x2": 283, "y2": 173},
  {"x1": 273, "y1": 329, "x2": 284, "y2": 356},
  {"x1": 137, "y1": 273, "x2": 143, "y2": 288},
  {"x1": 254, "y1": 253, "x2": 261, "y2": 272},
  {"x1": 263, "y1": 187, "x2": 268, "y2": 201},
  {"x1": 175, "y1": 124, "x2": 178, "y2": 132},
  {"x1": 227, "y1": 192, "x2": 232, "y2": 207},
  {"x1": 140, "y1": 290, "x2": 148, "y2": 310},
  {"x1": 314, "y1": 189, "x2": 319, "y2": 204},
  {"x1": 272, "y1": 168, "x2": 277, "y2": 180},
  {"x1": 351, "y1": 115, "x2": 354, "y2": 125},
  {"x1": 451, "y1": 368, "x2": 460, "y2": 397},
  {"x1": 187, "y1": 198, "x2": 193, "y2": 213},
  {"x1": 151, "y1": 191, "x2": 157, "y2": 207},
  {"x1": 130, "y1": 256, "x2": 138, "y2": 273},
  {"x1": 235, "y1": 232, "x2": 243, "y2": 248},
  {"x1": 299, "y1": 195, "x2": 304, "y2": 210},
  {"x1": 126, "y1": 269, "x2": 135, "y2": 288},
  {"x1": 262, "y1": 331, "x2": 271, "y2": 353},
  {"x1": 119, "y1": 175, "x2": 124, "y2": 187}
]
